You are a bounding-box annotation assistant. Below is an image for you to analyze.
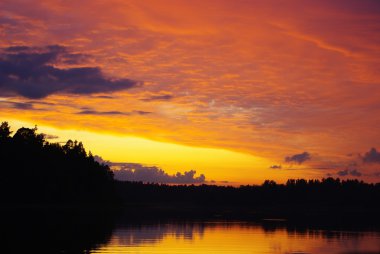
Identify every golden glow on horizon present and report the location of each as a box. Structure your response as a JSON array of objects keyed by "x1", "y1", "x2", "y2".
[
  {"x1": 2, "y1": 0, "x2": 380, "y2": 183},
  {"x1": 3, "y1": 118, "x2": 281, "y2": 184}
]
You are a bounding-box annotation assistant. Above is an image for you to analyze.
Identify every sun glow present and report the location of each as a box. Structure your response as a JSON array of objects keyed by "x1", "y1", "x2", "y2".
[{"x1": 3, "y1": 117, "x2": 274, "y2": 184}]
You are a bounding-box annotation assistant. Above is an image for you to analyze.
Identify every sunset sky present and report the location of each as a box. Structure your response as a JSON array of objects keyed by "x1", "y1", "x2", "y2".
[{"x1": 1, "y1": 0, "x2": 380, "y2": 184}]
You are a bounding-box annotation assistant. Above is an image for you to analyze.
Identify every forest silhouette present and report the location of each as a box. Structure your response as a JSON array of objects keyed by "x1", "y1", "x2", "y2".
[
  {"x1": 0, "y1": 121, "x2": 114, "y2": 204},
  {"x1": 1, "y1": 121, "x2": 380, "y2": 223}
]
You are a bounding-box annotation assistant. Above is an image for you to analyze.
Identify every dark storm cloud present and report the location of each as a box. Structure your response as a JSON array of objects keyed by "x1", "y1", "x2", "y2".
[
  {"x1": 0, "y1": 45, "x2": 139, "y2": 99},
  {"x1": 337, "y1": 169, "x2": 362, "y2": 177},
  {"x1": 362, "y1": 148, "x2": 380, "y2": 164},
  {"x1": 285, "y1": 152, "x2": 311, "y2": 164},
  {"x1": 141, "y1": 94, "x2": 173, "y2": 102}
]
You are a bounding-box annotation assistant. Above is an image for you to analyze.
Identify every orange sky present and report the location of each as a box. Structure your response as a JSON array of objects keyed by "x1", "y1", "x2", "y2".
[{"x1": 1, "y1": 0, "x2": 380, "y2": 184}]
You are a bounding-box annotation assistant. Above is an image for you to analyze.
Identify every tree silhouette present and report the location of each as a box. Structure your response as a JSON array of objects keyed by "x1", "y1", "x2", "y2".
[
  {"x1": 0, "y1": 121, "x2": 12, "y2": 140},
  {"x1": 0, "y1": 122, "x2": 115, "y2": 205}
]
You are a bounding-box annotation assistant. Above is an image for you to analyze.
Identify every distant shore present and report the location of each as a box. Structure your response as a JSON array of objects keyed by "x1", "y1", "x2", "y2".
[{"x1": 1, "y1": 201, "x2": 380, "y2": 231}]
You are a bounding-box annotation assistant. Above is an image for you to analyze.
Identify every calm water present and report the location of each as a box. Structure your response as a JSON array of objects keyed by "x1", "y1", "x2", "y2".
[
  {"x1": 89, "y1": 222, "x2": 380, "y2": 254},
  {"x1": 2, "y1": 211, "x2": 380, "y2": 254}
]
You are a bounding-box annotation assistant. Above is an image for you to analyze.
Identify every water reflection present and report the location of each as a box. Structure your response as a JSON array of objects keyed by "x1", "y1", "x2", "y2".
[
  {"x1": 109, "y1": 222, "x2": 206, "y2": 246},
  {"x1": 93, "y1": 221, "x2": 380, "y2": 254},
  {"x1": 1, "y1": 210, "x2": 380, "y2": 254}
]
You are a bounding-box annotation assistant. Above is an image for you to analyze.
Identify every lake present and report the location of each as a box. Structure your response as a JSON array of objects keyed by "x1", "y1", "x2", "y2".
[
  {"x1": 90, "y1": 221, "x2": 380, "y2": 254},
  {"x1": 2, "y1": 208, "x2": 380, "y2": 254}
]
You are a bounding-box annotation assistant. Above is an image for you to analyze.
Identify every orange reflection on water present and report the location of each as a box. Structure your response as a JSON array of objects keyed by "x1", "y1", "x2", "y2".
[{"x1": 91, "y1": 222, "x2": 380, "y2": 254}]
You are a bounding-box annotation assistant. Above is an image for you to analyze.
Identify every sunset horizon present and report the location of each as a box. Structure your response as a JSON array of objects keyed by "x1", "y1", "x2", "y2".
[{"x1": 1, "y1": 0, "x2": 380, "y2": 185}]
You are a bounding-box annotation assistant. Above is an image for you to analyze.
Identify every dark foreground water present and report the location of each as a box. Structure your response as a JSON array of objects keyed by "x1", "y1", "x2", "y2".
[{"x1": 2, "y1": 209, "x2": 380, "y2": 254}]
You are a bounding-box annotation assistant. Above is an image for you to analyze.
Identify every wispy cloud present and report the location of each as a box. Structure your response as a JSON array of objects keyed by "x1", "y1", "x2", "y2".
[
  {"x1": 77, "y1": 110, "x2": 125, "y2": 116},
  {"x1": 77, "y1": 109, "x2": 152, "y2": 116},
  {"x1": 0, "y1": 100, "x2": 35, "y2": 110},
  {"x1": 337, "y1": 169, "x2": 362, "y2": 177},
  {"x1": 141, "y1": 94, "x2": 173, "y2": 102}
]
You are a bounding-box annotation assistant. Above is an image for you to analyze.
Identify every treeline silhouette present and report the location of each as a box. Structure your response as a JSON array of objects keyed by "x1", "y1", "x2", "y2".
[
  {"x1": 115, "y1": 179, "x2": 380, "y2": 224},
  {"x1": 115, "y1": 178, "x2": 380, "y2": 207},
  {"x1": 0, "y1": 122, "x2": 114, "y2": 204},
  {"x1": 1, "y1": 121, "x2": 380, "y2": 223}
]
